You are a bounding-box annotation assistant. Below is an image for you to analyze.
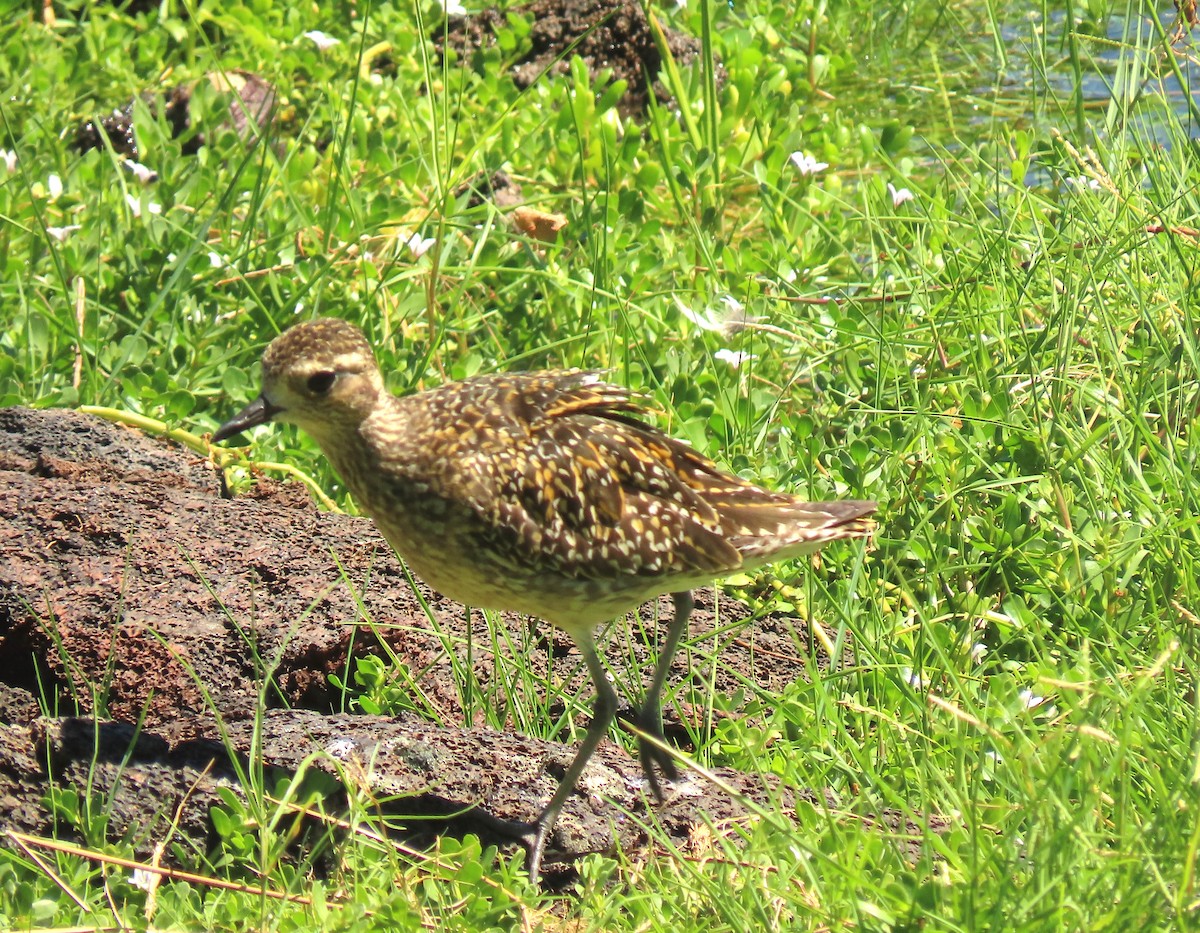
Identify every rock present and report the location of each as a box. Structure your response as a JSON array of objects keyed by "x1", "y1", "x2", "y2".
[{"x1": 0, "y1": 406, "x2": 889, "y2": 879}]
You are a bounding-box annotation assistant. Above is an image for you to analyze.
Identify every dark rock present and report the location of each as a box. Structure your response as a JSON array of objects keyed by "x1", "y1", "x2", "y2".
[
  {"x1": 0, "y1": 406, "x2": 924, "y2": 880},
  {"x1": 438, "y1": 0, "x2": 721, "y2": 115}
]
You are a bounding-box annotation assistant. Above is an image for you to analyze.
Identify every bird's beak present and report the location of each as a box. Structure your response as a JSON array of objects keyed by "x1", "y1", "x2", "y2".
[{"x1": 212, "y1": 394, "x2": 283, "y2": 443}]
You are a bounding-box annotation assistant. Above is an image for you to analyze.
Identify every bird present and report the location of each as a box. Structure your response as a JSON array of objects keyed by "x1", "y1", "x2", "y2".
[{"x1": 211, "y1": 316, "x2": 876, "y2": 882}]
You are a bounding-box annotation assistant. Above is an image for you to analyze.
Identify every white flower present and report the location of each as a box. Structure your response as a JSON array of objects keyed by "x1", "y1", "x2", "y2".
[
  {"x1": 47, "y1": 174, "x2": 62, "y2": 201},
  {"x1": 969, "y1": 642, "x2": 987, "y2": 663},
  {"x1": 1018, "y1": 688, "x2": 1045, "y2": 709},
  {"x1": 888, "y1": 182, "x2": 915, "y2": 207},
  {"x1": 900, "y1": 667, "x2": 926, "y2": 690},
  {"x1": 713, "y1": 348, "x2": 757, "y2": 369},
  {"x1": 130, "y1": 868, "x2": 157, "y2": 892},
  {"x1": 303, "y1": 30, "x2": 341, "y2": 50},
  {"x1": 125, "y1": 193, "x2": 162, "y2": 217},
  {"x1": 444, "y1": 0, "x2": 466, "y2": 13},
  {"x1": 788, "y1": 152, "x2": 828, "y2": 176},
  {"x1": 1, "y1": 149, "x2": 16, "y2": 173},
  {"x1": 1065, "y1": 175, "x2": 1101, "y2": 191},
  {"x1": 674, "y1": 295, "x2": 759, "y2": 339},
  {"x1": 405, "y1": 231, "x2": 436, "y2": 258},
  {"x1": 675, "y1": 297, "x2": 723, "y2": 332},
  {"x1": 122, "y1": 160, "x2": 159, "y2": 185},
  {"x1": 46, "y1": 224, "x2": 81, "y2": 242},
  {"x1": 208, "y1": 251, "x2": 226, "y2": 268}
]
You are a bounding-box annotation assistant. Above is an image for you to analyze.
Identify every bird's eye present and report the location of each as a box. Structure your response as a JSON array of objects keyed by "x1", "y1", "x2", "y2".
[{"x1": 307, "y1": 371, "x2": 337, "y2": 394}]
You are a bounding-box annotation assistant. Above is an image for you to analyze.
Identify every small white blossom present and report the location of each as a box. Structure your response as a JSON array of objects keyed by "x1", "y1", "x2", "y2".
[
  {"x1": 1, "y1": 149, "x2": 16, "y2": 173},
  {"x1": 713, "y1": 348, "x2": 757, "y2": 369},
  {"x1": 444, "y1": 0, "x2": 466, "y2": 13},
  {"x1": 208, "y1": 252, "x2": 226, "y2": 268},
  {"x1": 969, "y1": 642, "x2": 987, "y2": 663},
  {"x1": 130, "y1": 868, "x2": 157, "y2": 892},
  {"x1": 123, "y1": 160, "x2": 159, "y2": 185},
  {"x1": 125, "y1": 193, "x2": 162, "y2": 217},
  {"x1": 900, "y1": 667, "x2": 926, "y2": 690},
  {"x1": 675, "y1": 297, "x2": 725, "y2": 333},
  {"x1": 888, "y1": 182, "x2": 915, "y2": 207},
  {"x1": 46, "y1": 224, "x2": 81, "y2": 242},
  {"x1": 405, "y1": 232, "x2": 436, "y2": 258},
  {"x1": 788, "y1": 152, "x2": 828, "y2": 176},
  {"x1": 674, "y1": 295, "x2": 759, "y2": 339},
  {"x1": 1065, "y1": 175, "x2": 1101, "y2": 191},
  {"x1": 47, "y1": 174, "x2": 63, "y2": 201},
  {"x1": 1019, "y1": 688, "x2": 1045, "y2": 709},
  {"x1": 303, "y1": 30, "x2": 341, "y2": 50}
]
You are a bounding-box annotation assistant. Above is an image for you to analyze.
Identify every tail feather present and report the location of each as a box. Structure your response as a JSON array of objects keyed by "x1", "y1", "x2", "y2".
[{"x1": 719, "y1": 497, "x2": 877, "y2": 561}]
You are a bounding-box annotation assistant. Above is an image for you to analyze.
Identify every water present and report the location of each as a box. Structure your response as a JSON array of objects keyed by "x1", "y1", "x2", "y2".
[{"x1": 846, "y1": 1, "x2": 1198, "y2": 150}]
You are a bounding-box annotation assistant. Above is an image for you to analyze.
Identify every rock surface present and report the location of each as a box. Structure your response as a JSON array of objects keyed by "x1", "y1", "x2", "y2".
[{"x1": 0, "y1": 407, "x2": 870, "y2": 880}]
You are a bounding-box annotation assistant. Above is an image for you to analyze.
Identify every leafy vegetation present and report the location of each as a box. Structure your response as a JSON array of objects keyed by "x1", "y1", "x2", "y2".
[{"x1": 1, "y1": 0, "x2": 1198, "y2": 929}]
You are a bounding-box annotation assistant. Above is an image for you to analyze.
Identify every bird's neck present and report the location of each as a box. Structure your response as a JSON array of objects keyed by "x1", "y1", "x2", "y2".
[{"x1": 305, "y1": 397, "x2": 411, "y2": 505}]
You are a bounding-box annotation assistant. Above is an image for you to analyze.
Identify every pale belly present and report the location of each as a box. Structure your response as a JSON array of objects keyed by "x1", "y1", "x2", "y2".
[
  {"x1": 400, "y1": 536, "x2": 653, "y2": 634},
  {"x1": 354, "y1": 496, "x2": 661, "y2": 634}
]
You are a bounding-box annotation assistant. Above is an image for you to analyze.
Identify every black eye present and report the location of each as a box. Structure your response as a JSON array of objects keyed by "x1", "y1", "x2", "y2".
[{"x1": 307, "y1": 371, "x2": 337, "y2": 394}]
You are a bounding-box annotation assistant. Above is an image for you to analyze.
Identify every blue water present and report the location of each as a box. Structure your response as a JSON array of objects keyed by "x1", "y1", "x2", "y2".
[
  {"x1": 1001, "y1": 3, "x2": 1200, "y2": 145},
  {"x1": 847, "y1": 1, "x2": 1199, "y2": 149}
]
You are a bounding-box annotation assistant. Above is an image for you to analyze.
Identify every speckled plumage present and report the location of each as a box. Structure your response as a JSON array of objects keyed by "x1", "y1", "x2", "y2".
[{"x1": 214, "y1": 316, "x2": 876, "y2": 881}]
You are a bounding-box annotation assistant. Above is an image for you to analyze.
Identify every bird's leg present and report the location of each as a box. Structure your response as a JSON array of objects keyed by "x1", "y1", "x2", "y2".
[
  {"x1": 524, "y1": 633, "x2": 617, "y2": 883},
  {"x1": 635, "y1": 590, "x2": 693, "y2": 802}
]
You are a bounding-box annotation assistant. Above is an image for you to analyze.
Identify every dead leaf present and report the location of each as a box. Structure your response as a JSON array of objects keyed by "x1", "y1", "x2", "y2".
[{"x1": 512, "y1": 206, "x2": 568, "y2": 243}]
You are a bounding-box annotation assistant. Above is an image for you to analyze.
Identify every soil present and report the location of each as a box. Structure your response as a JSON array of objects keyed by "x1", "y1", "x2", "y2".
[
  {"x1": 0, "y1": 407, "x2": 934, "y2": 882},
  {"x1": 438, "y1": 0, "x2": 721, "y2": 115},
  {"x1": 73, "y1": 72, "x2": 276, "y2": 160},
  {"x1": 73, "y1": 0, "x2": 713, "y2": 167}
]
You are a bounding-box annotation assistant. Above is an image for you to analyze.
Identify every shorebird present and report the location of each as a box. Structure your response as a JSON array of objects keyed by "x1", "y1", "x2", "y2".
[{"x1": 212, "y1": 317, "x2": 875, "y2": 881}]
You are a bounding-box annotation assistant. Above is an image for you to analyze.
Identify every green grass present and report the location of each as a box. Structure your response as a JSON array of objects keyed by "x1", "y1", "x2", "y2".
[{"x1": 2, "y1": 0, "x2": 1199, "y2": 928}]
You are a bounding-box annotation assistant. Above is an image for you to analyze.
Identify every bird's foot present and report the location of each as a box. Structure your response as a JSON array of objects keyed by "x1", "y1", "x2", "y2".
[
  {"x1": 483, "y1": 813, "x2": 555, "y2": 885},
  {"x1": 634, "y1": 709, "x2": 680, "y2": 804}
]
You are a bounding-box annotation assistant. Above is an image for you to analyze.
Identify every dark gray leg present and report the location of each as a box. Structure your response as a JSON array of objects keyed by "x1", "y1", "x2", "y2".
[
  {"x1": 635, "y1": 590, "x2": 693, "y2": 801},
  {"x1": 525, "y1": 632, "x2": 617, "y2": 883}
]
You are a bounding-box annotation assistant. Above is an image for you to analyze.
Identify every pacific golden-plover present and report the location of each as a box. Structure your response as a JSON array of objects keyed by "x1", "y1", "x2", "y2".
[{"x1": 212, "y1": 317, "x2": 875, "y2": 881}]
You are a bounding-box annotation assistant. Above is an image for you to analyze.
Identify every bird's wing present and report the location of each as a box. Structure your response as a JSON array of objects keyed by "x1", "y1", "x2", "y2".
[
  {"x1": 423, "y1": 371, "x2": 744, "y2": 580},
  {"x1": 408, "y1": 371, "x2": 872, "y2": 581}
]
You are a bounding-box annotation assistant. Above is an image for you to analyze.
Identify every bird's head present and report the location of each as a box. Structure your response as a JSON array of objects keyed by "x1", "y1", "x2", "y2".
[{"x1": 212, "y1": 317, "x2": 384, "y2": 444}]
